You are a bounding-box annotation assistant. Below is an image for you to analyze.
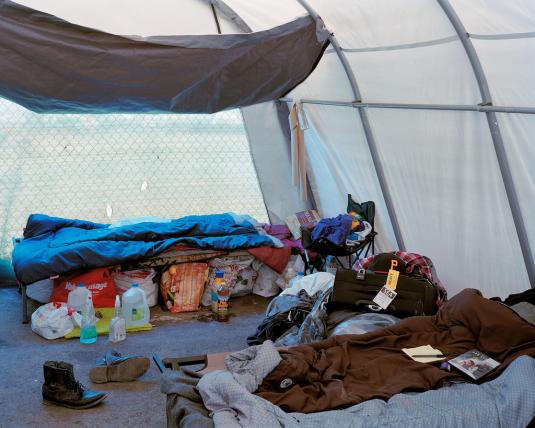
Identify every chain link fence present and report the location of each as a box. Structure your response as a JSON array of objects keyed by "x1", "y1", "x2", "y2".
[{"x1": 0, "y1": 98, "x2": 268, "y2": 262}]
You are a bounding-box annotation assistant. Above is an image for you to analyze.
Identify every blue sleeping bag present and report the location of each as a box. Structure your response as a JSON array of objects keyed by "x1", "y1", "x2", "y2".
[{"x1": 12, "y1": 213, "x2": 277, "y2": 284}]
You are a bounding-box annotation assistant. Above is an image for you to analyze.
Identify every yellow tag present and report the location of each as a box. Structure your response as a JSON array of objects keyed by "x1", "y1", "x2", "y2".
[{"x1": 386, "y1": 269, "x2": 399, "y2": 290}]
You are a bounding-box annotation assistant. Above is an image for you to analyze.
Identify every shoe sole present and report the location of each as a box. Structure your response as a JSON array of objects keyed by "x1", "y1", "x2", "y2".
[
  {"x1": 89, "y1": 357, "x2": 150, "y2": 384},
  {"x1": 43, "y1": 394, "x2": 108, "y2": 409}
]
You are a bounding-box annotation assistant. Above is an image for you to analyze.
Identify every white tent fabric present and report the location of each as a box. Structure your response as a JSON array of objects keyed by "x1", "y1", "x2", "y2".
[
  {"x1": 241, "y1": 102, "x2": 313, "y2": 224},
  {"x1": 224, "y1": 0, "x2": 535, "y2": 299},
  {"x1": 15, "y1": 0, "x2": 238, "y2": 35},
  {"x1": 6, "y1": 0, "x2": 535, "y2": 299}
]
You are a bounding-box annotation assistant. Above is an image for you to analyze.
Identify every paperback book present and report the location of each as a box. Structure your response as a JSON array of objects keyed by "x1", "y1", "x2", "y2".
[
  {"x1": 285, "y1": 209, "x2": 321, "y2": 240},
  {"x1": 449, "y1": 349, "x2": 500, "y2": 380}
]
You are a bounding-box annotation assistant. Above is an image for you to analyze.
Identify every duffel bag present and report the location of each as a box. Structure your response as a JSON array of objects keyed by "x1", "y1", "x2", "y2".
[{"x1": 330, "y1": 268, "x2": 438, "y2": 318}]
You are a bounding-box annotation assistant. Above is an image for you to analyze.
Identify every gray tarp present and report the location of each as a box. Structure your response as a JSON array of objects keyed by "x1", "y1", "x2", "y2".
[{"x1": 0, "y1": 0, "x2": 328, "y2": 113}]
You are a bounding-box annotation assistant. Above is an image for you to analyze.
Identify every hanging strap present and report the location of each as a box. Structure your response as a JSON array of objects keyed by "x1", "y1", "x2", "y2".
[{"x1": 289, "y1": 102, "x2": 308, "y2": 200}]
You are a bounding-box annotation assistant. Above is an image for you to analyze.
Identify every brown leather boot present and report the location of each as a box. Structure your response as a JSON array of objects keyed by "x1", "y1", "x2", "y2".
[{"x1": 42, "y1": 361, "x2": 107, "y2": 409}]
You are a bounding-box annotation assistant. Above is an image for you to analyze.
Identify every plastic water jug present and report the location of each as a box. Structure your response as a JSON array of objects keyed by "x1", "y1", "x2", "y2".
[
  {"x1": 67, "y1": 283, "x2": 91, "y2": 314},
  {"x1": 122, "y1": 283, "x2": 150, "y2": 327}
]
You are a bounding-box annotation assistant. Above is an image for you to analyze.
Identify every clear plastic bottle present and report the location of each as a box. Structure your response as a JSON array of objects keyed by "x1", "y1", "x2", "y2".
[
  {"x1": 217, "y1": 277, "x2": 230, "y2": 322},
  {"x1": 212, "y1": 270, "x2": 224, "y2": 314},
  {"x1": 109, "y1": 295, "x2": 126, "y2": 343},
  {"x1": 80, "y1": 295, "x2": 97, "y2": 344},
  {"x1": 67, "y1": 282, "x2": 91, "y2": 314},
  {"x1": 122, "y1": 283, "x2": 150, "y2": 327}
]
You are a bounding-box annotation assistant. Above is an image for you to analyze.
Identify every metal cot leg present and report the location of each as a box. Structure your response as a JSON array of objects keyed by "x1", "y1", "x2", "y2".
[{"x1": 21, "y1": 283, "x2": 29, "y2": 324}]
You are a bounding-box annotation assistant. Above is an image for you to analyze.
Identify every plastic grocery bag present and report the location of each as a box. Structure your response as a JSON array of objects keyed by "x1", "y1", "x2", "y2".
[
  {"x1": 276, "y1": 255, "x2": 306, "y2": 290},
  {"x1": 252, "y1": 263, "x2": 281, "y2": 297},
  {"x1": 51, "y1": 267, "x2": 116, "y2": 308},
  {"x1": 329, "y1": 313, "x2": 400, "y2": 337},
  {"x1": 113, "y1": 269, "x2": 158, "y2": 307},
  {"x1": 31, "y1": 302, "x2": 81, "y2": 340},
  {"x1": 201, "y1": 256, "x2": 257, "y2": 305}
]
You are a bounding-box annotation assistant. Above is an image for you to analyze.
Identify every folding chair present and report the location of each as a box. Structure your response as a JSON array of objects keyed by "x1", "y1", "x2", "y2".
[{"x1": 301, "y1": 195, "x2": 377, "y2": 271}]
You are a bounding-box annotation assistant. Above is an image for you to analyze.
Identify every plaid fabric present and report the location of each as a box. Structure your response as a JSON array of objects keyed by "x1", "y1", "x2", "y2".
[{"x1": 355, "y1": 252, "x2": 447, "y2": 306}]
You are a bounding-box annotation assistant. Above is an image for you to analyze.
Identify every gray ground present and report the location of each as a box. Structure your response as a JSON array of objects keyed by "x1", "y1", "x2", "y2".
[{"x1": 0, "y1": 287, "x2": 269, "y2": 428}]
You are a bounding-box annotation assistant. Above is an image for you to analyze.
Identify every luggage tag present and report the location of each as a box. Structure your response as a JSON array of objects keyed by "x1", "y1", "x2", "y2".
[{"x1": 372, "y1": 260, "x2": 399, "y2": 310}]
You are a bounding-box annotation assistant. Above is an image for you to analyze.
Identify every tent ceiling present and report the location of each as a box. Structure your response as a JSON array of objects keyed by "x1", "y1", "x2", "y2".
[
  {"x1": 14, "y1": 0, "x2": 237, "y2": 35},
  {"x1": 226, "y1": 0, "x2": 535, "y2": 298},
  {"x1": 3, "y1": 0, "x2": 535, "y2": 298}
]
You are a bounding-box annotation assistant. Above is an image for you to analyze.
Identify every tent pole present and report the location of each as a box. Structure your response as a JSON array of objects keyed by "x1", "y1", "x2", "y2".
[
  {"x1": 202, "y1": 0, "x2": 252, "y2": 32},
  {"x1": 210, "y1": 3, "x2": 222, "y2": 34},
  {"x1": 437, "y1": 0, "x2": 535, "y2": 288},
  {"x1": 205, "y1": 0, "x2": 318, "y2": 216},
  {"x1": 278, "y1": 98, "x2": 535, "y2": 114},
  {"x1": 295, "y1": 0, "x2": 406, "y2": 251}
]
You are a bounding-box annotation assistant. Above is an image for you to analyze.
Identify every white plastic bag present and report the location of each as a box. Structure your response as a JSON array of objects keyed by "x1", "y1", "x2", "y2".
[
  {"x1": 252, "y1": 262, "x2": 281, "y2": 297},
  {"x1": 276, "y1": 255, "x2": 306, "y2": 290},
  {"x1": 280, "y1": 272, "x2": 335, "y2": 297},
  {"x1": 113, "y1": 269, "x2": 158, "y2": 307},
  {"x1": 201, "y1": 256, "x2": 257, "y2": 305},
  {"x1": 329, "y1": 313, "x2": 400, "y2": 337},
  {"x1": 31, "y1": 302, "x2": 81, "y2": 340}
]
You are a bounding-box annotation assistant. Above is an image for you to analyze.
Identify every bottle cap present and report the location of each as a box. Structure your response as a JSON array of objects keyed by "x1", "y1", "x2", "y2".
[
  {"x1": 132, "y1": 283, "x2": 139, "y2": 287},
  {"x1": 298, "y1": 272, "x2": 304, "y2": 276},
  {"x1": 78, "y1": 282, "x2": 85, "y2": 287},
  {"x1": 215, "y1": 270, "x2": 224, "y2": 278}
]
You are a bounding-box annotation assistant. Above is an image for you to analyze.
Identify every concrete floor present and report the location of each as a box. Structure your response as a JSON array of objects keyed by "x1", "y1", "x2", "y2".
[{"x1": 0, "y1": 287, "x2": 269, "y2": 428}]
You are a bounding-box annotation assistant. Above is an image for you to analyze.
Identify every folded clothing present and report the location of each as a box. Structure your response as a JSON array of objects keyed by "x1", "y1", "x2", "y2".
[
  {"x1": 247, "y1": 246, "x2": 291, "y2": 274},
  {"x1": 311, "y1": 214, "x2": 352, "y2": 246}
]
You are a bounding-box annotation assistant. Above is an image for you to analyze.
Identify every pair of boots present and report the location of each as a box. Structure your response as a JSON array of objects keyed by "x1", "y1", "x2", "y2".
[{"x1": 43, "y1": 350, "x2": 150, "y2": 409}]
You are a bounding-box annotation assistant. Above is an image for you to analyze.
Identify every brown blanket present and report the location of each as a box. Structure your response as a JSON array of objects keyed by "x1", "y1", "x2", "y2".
[{"x1": 256, "y1": 288, "x2": 535, "y2": 413}]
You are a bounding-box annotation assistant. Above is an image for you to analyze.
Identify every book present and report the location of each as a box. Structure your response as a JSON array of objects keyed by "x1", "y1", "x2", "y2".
[
  {"x1": 285, "y1": 209, "x2": 321, "y2": 240},
  {"x1": 402, "y1": 345, "x2": 445, "y2": 363},
  {"x1": 449, "y1": 349, "x2": 500, "y2": 380}
]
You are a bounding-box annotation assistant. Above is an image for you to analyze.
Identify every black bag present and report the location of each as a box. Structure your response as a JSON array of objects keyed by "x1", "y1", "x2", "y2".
[{"x1": 330, "y1": 268, "x2": 439, "y2": 318}]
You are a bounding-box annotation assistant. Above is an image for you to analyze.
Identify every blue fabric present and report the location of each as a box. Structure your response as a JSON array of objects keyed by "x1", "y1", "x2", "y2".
[
  {"x1": 311, "y1": 214, "x2": 352, "y2": 246},
  {"x1": 12, "y1": 213, "x2": 276, "y2": 284}
]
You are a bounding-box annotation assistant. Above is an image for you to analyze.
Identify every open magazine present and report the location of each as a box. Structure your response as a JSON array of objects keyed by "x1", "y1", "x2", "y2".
[{"x1": 449, "y1": 349, "x2": 500, "y2": 380}]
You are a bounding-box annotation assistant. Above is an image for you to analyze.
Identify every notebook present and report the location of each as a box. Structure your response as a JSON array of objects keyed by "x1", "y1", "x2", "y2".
[{"x1": 402, "y1": 345, "x2": 445, "y2": 363}]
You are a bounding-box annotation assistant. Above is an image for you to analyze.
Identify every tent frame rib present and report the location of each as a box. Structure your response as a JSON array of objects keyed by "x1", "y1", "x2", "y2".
[
  {"x1": 205, "y1": 0, "x2": 318, "y2": 218},
  {"x1": 296, "y1": 0, "x2": 406, "y2": 252},
  {"x1": 210, "y1": 3, "x2": 222, "y2": 34},
  {"x1": 278, "y1": 98, "x2": 535, "y2": 114},
  {"x1": 436, "y1": 0, "x2": 535, "y2": 288},
  {"x1": 202, "y1": 0, "x2": 252, "y2": 33}
]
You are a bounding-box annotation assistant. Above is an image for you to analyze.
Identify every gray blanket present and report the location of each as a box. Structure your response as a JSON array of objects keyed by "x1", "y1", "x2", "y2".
[{"x1": 197, "y1": 342, "x2": 535, "y2": 428}]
